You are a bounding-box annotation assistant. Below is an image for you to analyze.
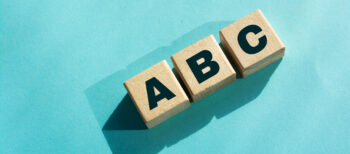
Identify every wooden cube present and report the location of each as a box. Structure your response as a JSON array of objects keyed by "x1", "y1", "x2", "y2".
[
  {"x1": 124, "y1": 60, "x2": 190, "y2": 128},
  {"x1": 220, "y1": 9, "x2": 285, "y2": 77},
  {"x1": 171, "y1": 35, "x2": 236, "y2": 102}
]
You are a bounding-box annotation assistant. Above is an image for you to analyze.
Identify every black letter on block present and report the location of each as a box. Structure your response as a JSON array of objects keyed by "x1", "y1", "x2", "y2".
[
  {"x1": 238, "y1": 24, "x2": 267, "y2": 54},
  {"x1": 186, "y1": 50, "x2": 220, "y2": 84},
  {"x1": 146, "y1": 77, "x2": 176, "y2": 110}
]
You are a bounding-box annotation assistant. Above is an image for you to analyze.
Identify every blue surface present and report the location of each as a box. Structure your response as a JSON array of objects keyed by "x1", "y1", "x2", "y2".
[{"x1": 1, "y1": 0, "x2": 350, "y2": 153}]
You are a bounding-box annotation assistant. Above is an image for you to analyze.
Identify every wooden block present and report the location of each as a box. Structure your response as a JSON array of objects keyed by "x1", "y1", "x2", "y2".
[
  {"x1": 171, "y1": 35, "x2": 236, "y2": 102},
  {"x1": 124, "y1": 60, "x2": 190, "y2": 128},
  {"x1": 220, "y1": 9, "x2": 285, "y2": 78}
]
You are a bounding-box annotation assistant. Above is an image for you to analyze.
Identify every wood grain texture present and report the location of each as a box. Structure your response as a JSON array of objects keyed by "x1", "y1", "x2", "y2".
[
  {"x1": 171, "y1": 35, "x2": 236, "y2": 102},
  {"x1": 124, "y1": 60, "x2": 190, "y2": 128},
  {"x1": 220, "y1": 9, "x2": 285, "y2": 77}
]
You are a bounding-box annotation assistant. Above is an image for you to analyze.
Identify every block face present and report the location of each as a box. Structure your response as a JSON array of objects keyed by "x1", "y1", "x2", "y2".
[
  {"x1": 220, "y1": 9, "x2": 285, "y2": 77},
  {"x1": 124, "y1": 60, "x2": 190, "y2": 128},
  {"x1": 171, "y1": 35, "x2": 236, "y2": 102}
]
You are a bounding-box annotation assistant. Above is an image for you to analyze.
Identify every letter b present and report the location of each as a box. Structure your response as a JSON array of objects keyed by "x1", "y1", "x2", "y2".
[{"x1": 186, "y1": 50, "x2": 220, "y2": 84}]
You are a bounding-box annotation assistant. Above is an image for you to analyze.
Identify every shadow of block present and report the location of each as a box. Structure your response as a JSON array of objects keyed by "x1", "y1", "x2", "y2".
[{"x1": 103, "y1": 94, "x2": 147, "y2": 130}]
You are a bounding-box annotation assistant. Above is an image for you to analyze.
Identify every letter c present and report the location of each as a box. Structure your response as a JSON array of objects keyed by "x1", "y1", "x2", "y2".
[{"x1": 238, "y1": 24, "x2": 267, "y2": 54}]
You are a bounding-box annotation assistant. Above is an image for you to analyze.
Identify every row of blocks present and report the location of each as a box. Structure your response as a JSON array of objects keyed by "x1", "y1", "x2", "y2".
[{"x1": 124, "y1": 10, "x2": 286, "y2": 128}]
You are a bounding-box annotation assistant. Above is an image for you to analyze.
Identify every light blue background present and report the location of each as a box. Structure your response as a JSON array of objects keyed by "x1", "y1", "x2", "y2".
[{"x1": 1, "y1": 0, "x2": 350, "y2": 153}]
